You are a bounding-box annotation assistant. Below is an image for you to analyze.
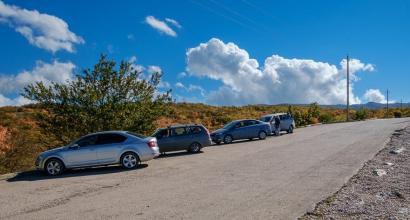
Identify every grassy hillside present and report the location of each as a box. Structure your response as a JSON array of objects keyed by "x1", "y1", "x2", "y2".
[{"x1": 1, "y1": 103, "x2": 409, "y2": 174}]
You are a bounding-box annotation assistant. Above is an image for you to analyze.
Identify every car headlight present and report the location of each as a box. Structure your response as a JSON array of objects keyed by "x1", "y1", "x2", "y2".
[{"x1": 35, "y1": 155, "x2": 43, "y2": 165}]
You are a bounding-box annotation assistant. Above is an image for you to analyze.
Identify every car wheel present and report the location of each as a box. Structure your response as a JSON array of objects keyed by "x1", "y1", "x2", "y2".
[
  {"x1": 223, "y1": 135, "x2": 233, "y2": 144},
  {"x1": 214, "y1": 141, "x2": 221, "y2": 145},
  {"x1": 121, "y1": 152, "x2": 140, "y2": 169},
  {"x1": 188, "y1": 142, "x2": 202, "y2": 153},
  {"x1": 44, "y1": 158, "x2": 64, "y2": 176},
  {"x1": 258, "y1": 131, "x2": 267, "y2": 140},
  {"x1": 288, "y1": 125, "x2": 294, "y2": 134}
]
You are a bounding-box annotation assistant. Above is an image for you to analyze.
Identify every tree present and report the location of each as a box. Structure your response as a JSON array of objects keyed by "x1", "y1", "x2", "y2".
[
  {"x1": 354, "y1": 108, "x2": 368, "y2": 120},
  {"x1": 308, "y1": 102, "x2": 320, "y2": 119},
  {"x1": 23, "y1": 55, "x2": 172, "y2": 145},
  {"x1": 287, "y1": 105, "x2": 293, "y2": 116}
]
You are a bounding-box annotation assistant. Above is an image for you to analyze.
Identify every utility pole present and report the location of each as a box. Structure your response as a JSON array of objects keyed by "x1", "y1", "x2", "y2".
[
  {"x1": 400, "y1": 98, "x2": 403, "y2": 111},
  {"x1": 346, "y1": 55, "x2": 350, "y2": 122},
  {"x1": 386, "y1": 89, "x2": 389, "y2": 117}
]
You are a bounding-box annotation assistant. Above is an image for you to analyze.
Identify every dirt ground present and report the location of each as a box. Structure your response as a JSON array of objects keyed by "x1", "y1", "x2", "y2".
[{"x1": 302, "y1": 126, "x2": 410, "y2": 219}]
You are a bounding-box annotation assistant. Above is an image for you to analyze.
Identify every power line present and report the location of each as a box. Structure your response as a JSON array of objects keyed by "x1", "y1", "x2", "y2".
[{"x1": 190, "y1": 0, "x2": 259, "y2": 32}]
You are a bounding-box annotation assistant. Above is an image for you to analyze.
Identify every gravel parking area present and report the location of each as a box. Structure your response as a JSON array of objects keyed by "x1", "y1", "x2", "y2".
[{"x1": 302, "y1": 126, "x2": 410, "y2": 219}]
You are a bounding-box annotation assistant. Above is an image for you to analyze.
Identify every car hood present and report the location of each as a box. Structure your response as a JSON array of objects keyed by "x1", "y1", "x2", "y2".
[
  {"x1": 212, "y1": 128, "x2": 228, "y2": 135},
  {"x1": 40, "y1": 146, "x2": 66, "y2": 157}
]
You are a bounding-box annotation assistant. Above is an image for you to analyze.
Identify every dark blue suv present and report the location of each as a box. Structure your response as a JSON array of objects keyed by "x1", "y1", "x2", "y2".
[
  {"x1": 210, "y1": 119, "x2": 272, "y2": 144},
  {"x1": 152, "y1": 124, "x2": 212, "y2": 153}
]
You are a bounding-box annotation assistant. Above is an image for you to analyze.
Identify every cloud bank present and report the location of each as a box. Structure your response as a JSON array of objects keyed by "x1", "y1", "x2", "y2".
[
  {"x1": 363, "y1": 89, "x2": 387, "y2": 103},
  {"x1": 0, "y1": 0, "x2": 84, "y2": 53},
  {"x1": 0, "y1": 60, "x2": 75, "y2": 106},
  {"x1": 186, "y1": 38, "x2": 375, "y2": 105}
]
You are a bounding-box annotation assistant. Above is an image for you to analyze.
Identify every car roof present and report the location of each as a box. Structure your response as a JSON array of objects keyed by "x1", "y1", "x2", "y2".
[
  {"x1": 159, "y1": 124, "x2": 204, "y2": 129},
  {"x1": 86, "y1": 131, "x2": 129, "y2": 135},
  {"x1": 231, "y1": 119, "x2": 259, "y2": 123},
  {"x1": 261, "y1": 113, "x2": 288, "y2": 117}
]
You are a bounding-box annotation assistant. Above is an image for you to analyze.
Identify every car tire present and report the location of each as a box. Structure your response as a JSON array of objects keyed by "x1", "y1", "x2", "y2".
[
  {"x1": 287, "y1": 125, "x2": 294, "y2": 134},
  {"x1": 215, "y1": 141, "x2": 221, "y2": 145},
  {"x1": 188, "y1": 142, "x2": 202, "y2": 153},
  {"x1": 120, "y1": 152, "x2": 140, "y2": 169},
  {"x1": 258, "y1": 131, "x2": 267, "y2": 140},
  {"x1": 223, "y1": 135, "x2": 233, "y2": 144},
  {"x1": 44, "y1": 158, "x2": 65, "y2": 176}
]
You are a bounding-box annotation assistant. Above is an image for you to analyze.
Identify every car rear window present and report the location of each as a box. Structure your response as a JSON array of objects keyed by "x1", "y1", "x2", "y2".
[
  {"x1": 260, "y1": 116, "x2": 272, "y2": 122},
  {"x1": 188, "y1": 126, "x2": 203, "y2": 134},
  {"x1": 126, "y1": 132, "x2": 146, "y2": 139}
]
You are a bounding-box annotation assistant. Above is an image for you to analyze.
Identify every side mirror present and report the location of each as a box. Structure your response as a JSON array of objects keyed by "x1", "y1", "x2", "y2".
[{"x1": 69, "y1": 144, "x2": 80, "y2": 149}]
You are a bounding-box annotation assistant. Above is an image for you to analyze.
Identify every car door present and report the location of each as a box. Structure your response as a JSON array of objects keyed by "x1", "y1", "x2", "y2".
[
  {"x1": 170, "y1": 127, "x2": 190, "y2": 151},
  {"x1": 156, "y1": 129, "x2": 173, "y2": 152},
  {"x1": 280, "y1": 115, "x2": 290, "y2": 130},
  {"x1": 95, "y1": 133, "x2": 127, "y2": 164},
  {"x1": 230, "y1": 121, "x2": 247, "y2": 140},
  {"x1": 62, "y1": 135, "x2": 98, "y2": 167},
  {"x1": 245, "y1": 120, "x2": 259, "y2": 138},
  {"x1": 279, "y1": 115, "x2": 287, "y2": 130}
]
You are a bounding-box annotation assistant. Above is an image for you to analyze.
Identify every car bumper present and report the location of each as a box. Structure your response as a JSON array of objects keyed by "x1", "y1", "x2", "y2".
[
  {"x1": 35, "y1": 156, "x2": 44, "y2": 170},
  {"x1": 211, "y1": 135, "x2": 223, "y2": 143},
  {"x1": 152, "y1": 146, "x2": 160, "y2": 158}
]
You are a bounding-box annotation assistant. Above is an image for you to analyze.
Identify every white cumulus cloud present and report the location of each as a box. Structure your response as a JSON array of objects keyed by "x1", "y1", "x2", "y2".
[
  {"x1": 145, "y1": 16, "x2": 177, "y2": 37},
  {"x1": 0, "y1": 60, "x2": 75, "y2": 106},
  {"x1": 186, "y1": 38, "x2": 375, "y2": 105},
  {"x1": 165, "y1": 18, "x2": 181, "y2": 28},
  {"x1": 175, "y1": 82, "x2": 185, "y2": 88},
  {"x1": 175, "y1": 82, "x2": 205, "y2": 96},
  {"x1": 363, "y1": 89, "x2": 387, "y2": 103},
  {"x1": 0, "y1": 0, "x2": 84, "y2": 53}
]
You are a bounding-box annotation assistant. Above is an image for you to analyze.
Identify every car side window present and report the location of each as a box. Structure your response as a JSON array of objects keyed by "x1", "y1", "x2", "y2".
[
  {"x1": 244, "y1": 120, "x2": 254, "y2": 126},
  {"x1": 96, "y1": 134, "x2": 127, "y2": 145},
  {"x1": 76, "y1": 135, "x2": 98, "y2": 147},
  {"x1": 157, "y1": 129, "x2": 170, "y2": 138},
  {"x1": 171, "y1": 127, "x2": 187, "y2": 136},
  {"x1": 188, "y1": 126, "x2": 202, "y2": 134},
  {"x1": 235, "y1": 121, "x2": 245, "y2": 128}
]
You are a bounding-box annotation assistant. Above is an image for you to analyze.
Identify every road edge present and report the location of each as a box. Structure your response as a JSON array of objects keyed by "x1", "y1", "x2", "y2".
[{"x1": 299, "y1": 125, "x2": 408, "y2": 219}]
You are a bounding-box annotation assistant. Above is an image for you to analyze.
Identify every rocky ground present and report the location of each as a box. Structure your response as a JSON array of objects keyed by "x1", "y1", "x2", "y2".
[{"x1": 302, "y1": 126, "x2": 410, "y2": 219}]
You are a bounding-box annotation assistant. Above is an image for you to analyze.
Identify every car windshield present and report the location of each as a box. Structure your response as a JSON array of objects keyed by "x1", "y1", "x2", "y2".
[
  {"x1": 260, "y1": 116, "x2": 272, "y2": 122},
  {"x1": 126, "y1": 132, "x2": 146, "y2": 139},
  {"x1": 223, "y1": 121, "x2": 238, "y2": 129}
]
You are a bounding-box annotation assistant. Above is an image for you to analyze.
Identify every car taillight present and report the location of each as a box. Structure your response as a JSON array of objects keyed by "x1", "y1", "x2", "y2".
[{"x1": 147, "y1": 140, "x2": 156, "y2": 148}]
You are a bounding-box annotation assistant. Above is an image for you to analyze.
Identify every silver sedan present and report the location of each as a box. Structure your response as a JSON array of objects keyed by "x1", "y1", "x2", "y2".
[{"x1": 36, "y1": 131, "x2": 160, "y2": 176}]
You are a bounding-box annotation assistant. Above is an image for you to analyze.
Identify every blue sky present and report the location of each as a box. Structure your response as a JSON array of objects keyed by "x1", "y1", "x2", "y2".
[{"x1": 0, "y1": 0, "x2": 409, "y2": 106}]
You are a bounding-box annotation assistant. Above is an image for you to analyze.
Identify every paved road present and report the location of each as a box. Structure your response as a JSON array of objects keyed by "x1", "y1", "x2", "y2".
[{"x1": 1, "y1": 118, "x2": 409, "y2": 220}]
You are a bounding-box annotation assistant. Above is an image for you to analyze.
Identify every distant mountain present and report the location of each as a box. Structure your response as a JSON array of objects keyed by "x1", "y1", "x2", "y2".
[
  {"x1": 323, "y1": 102, "x2": 410, "y2": 110},
  {"x1": 260, "y1": 102, "x2": 410, "y2": 110}
]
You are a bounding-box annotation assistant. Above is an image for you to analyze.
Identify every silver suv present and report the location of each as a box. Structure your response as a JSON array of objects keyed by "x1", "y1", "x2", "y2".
[
  {"x1": 35, "y1": 131, "x2": 160, "y2": 176},
  {"x1": 260, "y1": 113, "x2": 295, "y2": 135}
]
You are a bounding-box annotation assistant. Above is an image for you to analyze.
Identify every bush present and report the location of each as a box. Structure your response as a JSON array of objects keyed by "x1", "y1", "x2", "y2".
[
  {"x1": 354, "y1": 108, "x2": 368, "y2": 120},
  {"x1": 393, "y1": 111, "x2": 402, "y2": 118},
  {"x1": 319, "y1": 113, "x2": 334, "y2": 123}
]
